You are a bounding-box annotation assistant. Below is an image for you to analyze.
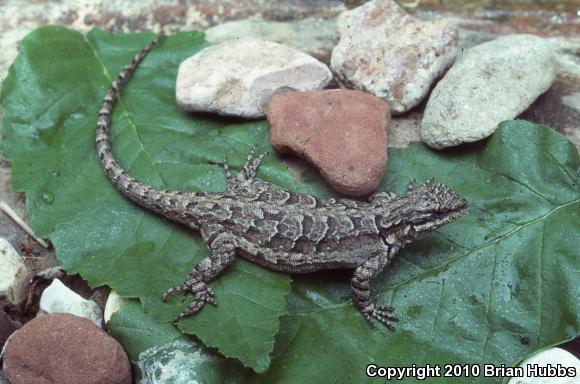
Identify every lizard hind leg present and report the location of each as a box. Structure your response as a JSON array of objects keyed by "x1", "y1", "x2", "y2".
[
  {"x1": 163, "y1": 225, "x2": 236, "y2": 322},
  {"x1": 237, "y1": 145, "x2": 268, "y2": 183},
  {"x1": 351, "y1": 252, "x2": 400, "y2": 331}
]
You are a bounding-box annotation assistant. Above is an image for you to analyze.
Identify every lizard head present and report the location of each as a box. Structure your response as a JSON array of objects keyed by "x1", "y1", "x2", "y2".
[{"x1": 380, "y1": 179, "x2": 469, "y2": 243}]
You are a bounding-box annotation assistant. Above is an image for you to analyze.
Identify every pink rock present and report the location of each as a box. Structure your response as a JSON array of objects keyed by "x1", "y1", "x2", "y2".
[
  {"x1": 331, "y1": 0, "x2": 458, "y2": 114},
  {"x1": 3, "y1": 313, "x2": 131, "y2": 384},
  {"x1": 267, "y1": 90, "x2": 389, "y2": 196}
]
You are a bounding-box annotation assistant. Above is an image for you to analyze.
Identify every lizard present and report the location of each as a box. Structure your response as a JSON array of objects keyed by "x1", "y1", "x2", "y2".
[{"x1": 95, "y1": 36, "x2": 469, "y2": 331}]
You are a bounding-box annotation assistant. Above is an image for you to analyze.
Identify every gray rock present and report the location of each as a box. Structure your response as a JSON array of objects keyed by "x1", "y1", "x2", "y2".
[
  {"x1": 421, "y1": 34, "x2": 556, "y2": 149},
  {"x1": 176, "y1": 39, "x2": 332, "y2": 118},
  {"x1": 205, "y1": 18, "x2": 337, "y2": 64},
  {"x1": 330, "y1": 0, "x2": 458, "y2": 114}
]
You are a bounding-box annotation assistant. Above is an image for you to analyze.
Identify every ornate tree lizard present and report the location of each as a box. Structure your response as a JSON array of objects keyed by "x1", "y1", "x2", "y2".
[{"x1": 96, "y1": 37, "x2": 468, "y2": 330}]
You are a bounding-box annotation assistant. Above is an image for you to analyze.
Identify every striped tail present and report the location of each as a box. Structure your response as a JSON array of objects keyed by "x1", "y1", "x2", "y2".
[{"x1": 95, "y1": 36, "x2": 169, "y2": 210}]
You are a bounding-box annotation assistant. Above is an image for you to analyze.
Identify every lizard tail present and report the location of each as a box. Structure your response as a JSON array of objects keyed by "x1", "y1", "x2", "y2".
[{"x1": 95, "y1": 35, "x2": 167, "y2": 208}]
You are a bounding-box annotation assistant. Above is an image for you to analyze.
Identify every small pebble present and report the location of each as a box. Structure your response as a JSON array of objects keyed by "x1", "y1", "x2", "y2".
[
  {"x1": 421, "y1": 34, "x2": 556, "y2": 149},
  {"x1": 331, "y1": 0, "x2": 458, "y2": 114},
  {"x1": 176, "y1": 38, "x2": 332, "y2": 118},
  {"x1": 3, "y1": 313, "x2": 131, "y2": 384},
  {"x1": 0, "y1": 238, "x2": 29, "y2": 304},
  {"x1": 39, "y1": 278, "x2": 104, "y2": 327},
  {"x1": 104, "y1": 290, "x2": 128, "y2": 324},
  {"x1": 268, "y1": 89, "x2": 390, "y2": 196}
]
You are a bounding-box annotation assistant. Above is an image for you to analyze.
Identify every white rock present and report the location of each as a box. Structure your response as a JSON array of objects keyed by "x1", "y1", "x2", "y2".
[
  {"x1": 176, "y1": 39, "x2": 332, "y2": 118},
  {"x1": 508, "y1": 347, "x2": 580, "y2": 384},
  {"x1": 138, "y1": 339, "x2": 222, "y2": 384},
  {"x1": 205, "y1": 18, "x2": 337, "y2": 64},
  {"x1": 421, "y1": 34, "x2": 556, "y2": 149},
  {"x1": 38, "y1": 279, "x2": 103, "y2": 327},
  {"x1": 330, "y1": 0, "x2": 458, "y2": 114},
  {"x1": 0, "y1": 238, "x2": 29, "y2": 304},
  {"x1": 104, "y1": 290, "x2": 128, "y2": 324}
]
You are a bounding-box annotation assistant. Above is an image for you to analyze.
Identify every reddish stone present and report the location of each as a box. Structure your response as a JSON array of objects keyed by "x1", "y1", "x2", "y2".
[
  {"x1": 267, "y1": 90, "x2": 390, "y2": 196},
  {"x1": 3, "y1": 313, "x2": 131, "y2": 384}
]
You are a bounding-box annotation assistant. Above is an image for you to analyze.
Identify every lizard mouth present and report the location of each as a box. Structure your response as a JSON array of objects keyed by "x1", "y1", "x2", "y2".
[{"x1": 414, "y1": 198, "x2": 469, "y2": 232}]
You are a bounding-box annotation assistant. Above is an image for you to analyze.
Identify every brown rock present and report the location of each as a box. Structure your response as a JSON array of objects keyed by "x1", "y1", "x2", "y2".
[
  {"x1": 3, "y1": 313, "x2": 131, "y2": 384},
  {"x1": 267, "y1": 90, "x2": 389, "y2": 196}
]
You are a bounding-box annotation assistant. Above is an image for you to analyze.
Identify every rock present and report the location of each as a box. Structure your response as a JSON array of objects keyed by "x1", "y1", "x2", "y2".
[
  {"x1": 267, "y1": 90, "x2": 389, "y2": 196},
  {"x1": 205, "y1": 18, "x2": 337, "y2": 64},
  {"x1": 0, "y1": 238, "x2": 29, "y2": 304},
  {"x1": 138, "y1": 339, "x2": 218, "y2": 383},
  {"x1": 0, "y1": 310, "x2": 17, "y2": 351},
  {"x1": 176, "y1": 39, "x2": 332, "y2": 118},
  {"x1": 330, "y1": 0, "x2": 458, "y2": 114},
  {"x1": 38, "y1": 278, "x2": 103, "y2": 327},
  {"x1": 507, "y1": 347, "x2": 580, "y2": 384},
  {"x1": 421, "y1": 34, "x2": 556, "y2": 149},
  {"x1": 520, "y1": 74, "x2": 580, "y2": 150},
  {"x1": 3, "y1": 313, "x2": 131, "y2": 384},
  {"x1": 104, "y1": 290, "x2": 128, "y2": 324}
]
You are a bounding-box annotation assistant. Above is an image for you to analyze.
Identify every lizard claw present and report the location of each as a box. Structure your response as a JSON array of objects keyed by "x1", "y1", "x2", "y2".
[
  {"x1": 167, "y1": 283, "x2": 216, "y2": 322},
  {"x1": 238, "y1": 146, "x2": 268, "y2": 182},
  {"x1": 162, "y1": 285, "x2": 183, "y2": 302},
  {"x1": 359, "y1": 302, "x2": 399, "y2": 331}
]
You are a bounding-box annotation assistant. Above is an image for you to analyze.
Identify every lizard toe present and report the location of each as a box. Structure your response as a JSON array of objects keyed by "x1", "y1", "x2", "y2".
[
  {"x1": 360, "y1": 303, "x2": 399, "y2": 331},
  {"x1": 162, "y1": 285, "x2": 183, "y2": 302}
]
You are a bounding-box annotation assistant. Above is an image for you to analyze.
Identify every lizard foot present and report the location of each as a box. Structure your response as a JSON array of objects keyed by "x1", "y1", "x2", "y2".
[
  {"x1": 359, "y1": 302, "x2": 399, "y2": 331},
  {"x1": 163, "y1": 281, "x2": 216, "y2": 322},
  {"x1": 238, "y1": 145, "x2": 268, "y2": 182}
]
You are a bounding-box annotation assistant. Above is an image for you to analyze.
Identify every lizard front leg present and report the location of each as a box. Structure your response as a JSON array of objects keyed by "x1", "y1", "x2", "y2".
[
  {"x1": 163, "y1": 224, "x2": 235, "y2": 321},
  {"x1": 351, "y1": 249, "x2": 400, "y2": 331},
  {"x1": 237, "y1": 145, "x2": 268, "y2": 183}
]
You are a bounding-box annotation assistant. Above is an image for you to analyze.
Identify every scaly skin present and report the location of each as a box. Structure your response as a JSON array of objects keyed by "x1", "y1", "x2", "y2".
[{"x1": 96, "y1": 37, "x2": 469, "y2": 330}]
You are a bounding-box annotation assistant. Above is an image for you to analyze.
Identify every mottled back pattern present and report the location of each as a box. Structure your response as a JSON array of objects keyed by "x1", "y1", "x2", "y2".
[{"x1": 96, "y1": 37, "x2": 469, "y2": 330}]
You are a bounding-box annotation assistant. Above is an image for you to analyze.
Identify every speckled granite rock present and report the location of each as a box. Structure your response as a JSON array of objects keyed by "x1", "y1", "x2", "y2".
[
  {"x1": 3, "y1": 313, "x2": 131, "y2": 384},
  {"x1": 331, "y1": 0, "x2": 458, "y2": 114},
  {"x1": 267, "y1": 90, "x2": 389, "y2": 196},
  {"x1": 176, "y1": 39, "x2": 332, "y2": 118},
  {"x1": 421, "y1": 34, "x2": 556, "y2": 149},
  {"x1": 205, "y1": 18, "x2": 337, "y2": 64}
]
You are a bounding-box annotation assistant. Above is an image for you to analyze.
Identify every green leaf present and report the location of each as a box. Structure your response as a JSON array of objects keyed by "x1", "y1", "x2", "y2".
[
  {"x1": 0, "y1": 26, "x2": 293, "y2": 373},
  {"x1": 1, "y1": 25, "x2": 579, "y2": 383},
  {"x1": 253, "y1": 121, "x2": 580, "y2": 383},
  {"x1": 108, "y1": 301, "x2": 252, "y2": 383}
]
